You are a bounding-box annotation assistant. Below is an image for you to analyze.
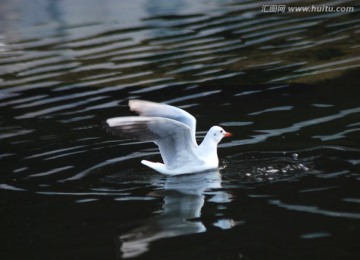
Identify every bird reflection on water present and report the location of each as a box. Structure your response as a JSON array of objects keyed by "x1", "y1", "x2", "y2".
[{"x1": 118, "y1": 170, "x2": 234, "y2": 258}]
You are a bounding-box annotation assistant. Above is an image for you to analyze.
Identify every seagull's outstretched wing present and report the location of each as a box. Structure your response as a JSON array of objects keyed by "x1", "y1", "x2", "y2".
[
  {"x1": 106, "y1": 116, "x2": 203, "y2": 169},
  {"x1": 129, "y1": 100, "x2": 197, "y2": 145}
]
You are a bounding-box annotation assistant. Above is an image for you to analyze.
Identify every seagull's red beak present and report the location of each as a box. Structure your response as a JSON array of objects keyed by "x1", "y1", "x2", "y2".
[{"x1": 224, "y1": 132, "x2": 232, "y2": 138}]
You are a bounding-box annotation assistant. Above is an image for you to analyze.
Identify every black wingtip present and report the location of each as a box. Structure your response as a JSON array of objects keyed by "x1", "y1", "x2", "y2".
[
  {"x1": 102, "y1": 120, "x2": 113, "y2": 135},
  {"x1": 101, "y1": 120, "x2": 107, "y2": 130}
]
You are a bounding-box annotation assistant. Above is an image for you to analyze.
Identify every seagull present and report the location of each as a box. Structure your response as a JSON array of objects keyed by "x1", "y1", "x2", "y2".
[{"x1": 105, "y1": 100, "x2": 232, "y2": 175}]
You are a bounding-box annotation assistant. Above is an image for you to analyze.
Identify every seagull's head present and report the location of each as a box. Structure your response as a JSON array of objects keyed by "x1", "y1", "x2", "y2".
[{"x1": 209, "y1": 126, "x2": 232, "y2": 143}]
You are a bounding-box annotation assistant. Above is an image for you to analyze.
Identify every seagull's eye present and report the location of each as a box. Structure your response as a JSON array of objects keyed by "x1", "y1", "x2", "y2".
[{"x1": 220, "y1": 130, "x2": 223, "y2": 133}]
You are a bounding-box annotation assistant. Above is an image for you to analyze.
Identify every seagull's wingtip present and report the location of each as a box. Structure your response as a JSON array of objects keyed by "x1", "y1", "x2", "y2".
[{"x1": 128, "y1": 99, "x2": 142, "y2": 112}]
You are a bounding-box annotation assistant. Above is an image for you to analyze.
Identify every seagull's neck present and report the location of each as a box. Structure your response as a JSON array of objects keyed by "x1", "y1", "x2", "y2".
[{"x1": 197, "y1": 135, "x2": 219, "y2": 161}]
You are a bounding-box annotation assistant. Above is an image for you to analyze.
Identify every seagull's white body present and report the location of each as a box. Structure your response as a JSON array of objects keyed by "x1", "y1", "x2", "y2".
[{"x1": 106, "y1": 100, "x2": 231, "y2": 175}]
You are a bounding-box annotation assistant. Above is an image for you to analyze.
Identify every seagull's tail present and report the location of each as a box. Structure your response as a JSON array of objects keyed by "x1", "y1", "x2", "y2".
[{"x1": 141, "y1": 160, "x2": 167, "y2": 174}]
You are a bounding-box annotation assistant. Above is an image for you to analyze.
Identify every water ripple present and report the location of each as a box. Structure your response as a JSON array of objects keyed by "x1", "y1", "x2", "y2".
[
  {"x1": 270, "y1": 199, "x2": 360, "y2": 220},
  {"x1": 0, "y1": 1, "x2": 359, "y2": 258}
]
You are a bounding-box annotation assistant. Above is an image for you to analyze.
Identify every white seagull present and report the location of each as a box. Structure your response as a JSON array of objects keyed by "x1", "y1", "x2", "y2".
[{"x1": 105, "y1": 100, "x2": 232, "y2": 175}]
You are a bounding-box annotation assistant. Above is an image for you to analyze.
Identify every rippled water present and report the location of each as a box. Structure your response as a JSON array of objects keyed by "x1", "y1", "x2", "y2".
[{"x1": 1, "y1": 0, "x2": 360, "y2": 259}]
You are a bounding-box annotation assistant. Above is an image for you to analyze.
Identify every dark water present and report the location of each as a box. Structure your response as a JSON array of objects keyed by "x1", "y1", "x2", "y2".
[{"x1": 1, "y1": 0, "x2": 360, "y2": 259}]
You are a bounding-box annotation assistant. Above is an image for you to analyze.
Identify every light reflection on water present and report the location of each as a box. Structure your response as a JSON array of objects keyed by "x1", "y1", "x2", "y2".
[
  {"x1": 118, "y1": 170, "x2": 233, "y2": 258},
  {"x1": 0, "y1": 0, "x2": 360, "y2": 259}
]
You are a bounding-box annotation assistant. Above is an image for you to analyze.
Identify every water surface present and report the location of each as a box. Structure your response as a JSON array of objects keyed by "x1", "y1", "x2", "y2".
[{"x1": 1, "y1": 0, "x2": 360, "y2": 259}]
